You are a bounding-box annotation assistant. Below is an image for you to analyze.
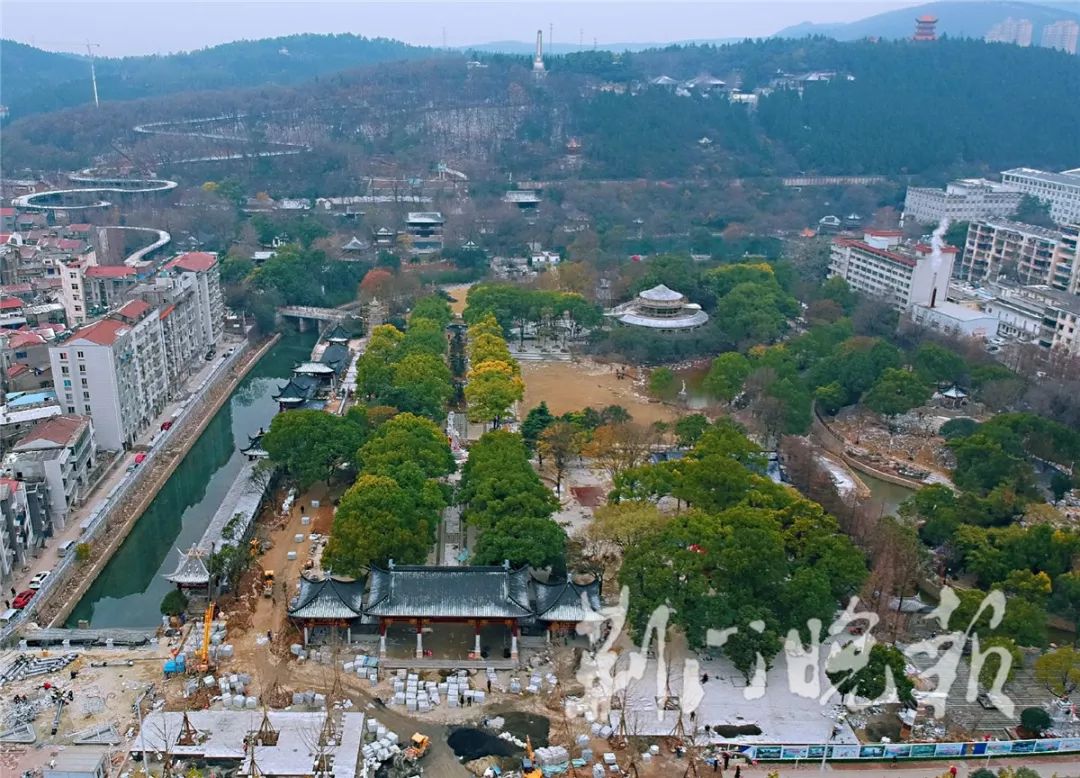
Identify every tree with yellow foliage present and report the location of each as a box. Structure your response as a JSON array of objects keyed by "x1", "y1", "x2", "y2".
[{"x1": 465, "y1": 360, "x2": 524, "y2": 429}]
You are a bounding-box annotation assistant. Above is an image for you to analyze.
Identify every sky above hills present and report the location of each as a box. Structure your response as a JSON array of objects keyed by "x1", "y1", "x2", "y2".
[{"x1": 3, "y1": 0, "x2": 915, "y2": 56}]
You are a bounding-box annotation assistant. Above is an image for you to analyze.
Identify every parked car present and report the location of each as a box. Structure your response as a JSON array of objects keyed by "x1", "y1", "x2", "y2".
[
  {"x1": 12, "y1": 590, "x2": 35, "y2": 609},
  {"x1": 134, "y1": 452, "x2": 147, "y2": 464},
  {"x1": 28, "y1": 571, "x2": 51, "y2": 590},
  {"x1": 977, "y1": 693, "x2": 996, "y2": 710},
  {"x1": 161, "y1": 420, "x2": 173, "y2": 431}
]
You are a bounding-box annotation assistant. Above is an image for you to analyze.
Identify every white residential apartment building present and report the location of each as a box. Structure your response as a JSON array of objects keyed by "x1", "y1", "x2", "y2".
[
  {"x1": 828, "y1": 230, "x2": 956, "y2": 310},
  {"x1": 902, "y1": 179, "x2": 1024, "y2": 225},
  {"x1": 162, "y1": 252, "x2": 224, "y2": 351},
  {"x1": 133, "y1": 252, "x2": 225, "y2": 380},
  {"x1": 49, "y1": 300, "x2": 168, "y2": 450},
  {"x1": 957, "y1": 220, "x2": 1060, "y2": 285},
  {"x1": 1, "y1": 476, "x2": 50, "y2": 587},
  {"x1": 1041, "y1": 19, "x2": 1079, "y2": 54},
  {"x1": 985, "y1": 17, "x2": 1033, "y2": 46},
  {"x1": 984, "y1": 283, "x2": 1080, "y2": 355},
  {"x1": 1000, "y1": 168, "x2": 1080, "y2": 225},
  {"x1": 4, "y1": 415, "x2": 97, "y2": 529}
]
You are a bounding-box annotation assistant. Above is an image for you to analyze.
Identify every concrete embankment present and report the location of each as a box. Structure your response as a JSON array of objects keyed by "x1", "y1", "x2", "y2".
[{"x1": 44, "y1": 335, "x2": 281, "y2": 628}]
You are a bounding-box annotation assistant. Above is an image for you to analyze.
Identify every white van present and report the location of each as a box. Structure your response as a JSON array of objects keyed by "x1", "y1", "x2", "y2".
[
  {"x1": 57, "y1": 540, "x2": 77, "y2": 557},
  {"x1": 0, "y1": 608, "x2": 18, "y2": 625}
]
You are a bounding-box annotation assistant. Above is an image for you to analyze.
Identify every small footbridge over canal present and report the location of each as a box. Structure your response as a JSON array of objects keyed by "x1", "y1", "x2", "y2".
[{"x1": 277, "y1": 304, "x2": 369, "y2": 332}]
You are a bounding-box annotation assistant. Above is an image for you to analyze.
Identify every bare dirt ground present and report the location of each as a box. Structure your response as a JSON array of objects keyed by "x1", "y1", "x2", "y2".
[
  {"x1": 443, "y1": 283, "x2": 473, "y2": 317},
  {"x1": 521, "y1": 359, "x2": 679, "y2": 426},
  {"x1": 227, "y1": 482, "x2": 338, "y2": 688},
  {"x1": 827, "y1": 406, "x2": 957, "y2": 485}
]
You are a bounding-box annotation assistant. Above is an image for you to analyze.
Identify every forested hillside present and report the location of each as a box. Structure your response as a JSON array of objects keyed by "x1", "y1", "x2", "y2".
[
  {"x1": 3, "y1": 38, "x2": 1078, "y2": 185},
  {"x1": 0, "y1": 35, "x2": 434, "y2": 120}
]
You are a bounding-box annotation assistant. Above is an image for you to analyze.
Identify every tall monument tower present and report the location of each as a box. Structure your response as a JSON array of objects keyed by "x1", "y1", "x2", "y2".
[{"x1": 533, "y1": 29, "x2": 546, "y2": 77}]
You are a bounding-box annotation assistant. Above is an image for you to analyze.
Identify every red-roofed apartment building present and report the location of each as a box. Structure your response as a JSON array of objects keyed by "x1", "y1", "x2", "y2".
[
  {"x1": 48, "y1": 302, "x2": 168, "y2": 450},
  {"x1": 5, "y1": 415, "x2": 97, "y2": 527},
  {"x1": 829, "y1": 230, "x2": 956, "y2": 311}
]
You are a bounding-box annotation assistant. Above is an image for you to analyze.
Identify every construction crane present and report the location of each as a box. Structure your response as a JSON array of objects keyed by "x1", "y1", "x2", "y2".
[
  {"x1": 196, "y1": 602, "x2": 216, "y2": 672},
  {"x1": 86, "y1": 43, "x2": 101, "y2": 107},
  {"x1": 29, "y1": 40, "x2": 101, "y2": 106}
]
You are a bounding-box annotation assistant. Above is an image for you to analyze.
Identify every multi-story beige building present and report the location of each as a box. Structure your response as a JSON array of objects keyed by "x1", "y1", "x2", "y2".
[
  {"x1": 61, "y1": 260, "x2": 141, "y2": 325},
  {"x1": 1049, "y1": 223, "x2": 1080, "y2": 296},
  {"x1": 1041, "y1": 19, "x2": 1079, "y2": 54},
  {"x1": 829, "y1": 230, "x2": 956, "y2": 310},
  {"x1": 1000, "y1": 167, "x2": 1080, "y2": 225},
  {"x1": 902, "y1": 179, "x2": 1023, "y2": 225},
  {"x1": 958, "y1": 220, "x2": 1060, "y2": 286}
]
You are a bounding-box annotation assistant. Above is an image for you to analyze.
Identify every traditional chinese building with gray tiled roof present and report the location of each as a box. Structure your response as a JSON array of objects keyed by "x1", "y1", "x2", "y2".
[
  {"x1": 164, "y1": 545, "x2": 211, "y2": 588},
  {"x1": 288, "y1": 576, "x2": 366, "y2": 643},
  {"x1": 286, "y1": 562, "x2": 602, "y2": 662},
  {"x1": 319, "y1": 343, "x2": 350, "y2": 373},
  {"x1": 365, "y1": 563, "x2": 533, "y2": 620},
  {"x1": 534, "y1": 578, "x2": 603, "y2": 623},
  {"x1": 272, "y1": 374, "x2": 320, "y2": 410}
]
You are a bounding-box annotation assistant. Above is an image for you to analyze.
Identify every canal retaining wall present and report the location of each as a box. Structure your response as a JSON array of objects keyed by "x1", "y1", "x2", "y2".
[{"x1": 0, "y1": 335, "x2": 281, "y2": 641}]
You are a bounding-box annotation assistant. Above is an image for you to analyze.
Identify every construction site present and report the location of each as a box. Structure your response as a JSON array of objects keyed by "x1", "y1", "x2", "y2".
[{"x1": 2, "y1": 453, "x2": 783, "y2": 778}]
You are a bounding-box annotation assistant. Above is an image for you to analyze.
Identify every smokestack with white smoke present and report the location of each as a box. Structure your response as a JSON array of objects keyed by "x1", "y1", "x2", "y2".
[
  {"x1": 930, "y1": 217, "x2": 950, "y2": 273},
  {"x1": 928, "y1": 217, "x2": 949, "y2": 308}
]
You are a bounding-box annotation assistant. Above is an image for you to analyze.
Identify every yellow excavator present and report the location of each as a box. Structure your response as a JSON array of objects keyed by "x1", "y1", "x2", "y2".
[
  {"x1": 522, "y1": 736, "x2": 542, "y2": 778},
  {"x1": 196, "y1": 602, "x2": 215, "y2": 673},
  {"x1": 404, "y1": 733, "x2": 430, "y2": 762}
]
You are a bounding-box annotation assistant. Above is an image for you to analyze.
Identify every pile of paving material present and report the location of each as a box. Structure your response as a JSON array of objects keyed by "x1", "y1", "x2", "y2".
[
  {"x1": 534, "y1": 745, "x2": 570, "y2": 772},
  {"x1": 388, "y1": 669, "x2": 488, "y2": 711},
  {"x1": 360, "y1": 717, "x2": 401, "y2": 766},
  {"x1": 342, "y1": 654, "x2": 379, "y2": 685}
]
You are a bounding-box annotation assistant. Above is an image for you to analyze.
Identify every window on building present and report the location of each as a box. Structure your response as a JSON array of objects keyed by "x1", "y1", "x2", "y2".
[
  {"x1": 79, "y1": 364, "x2": 86, "y2": 373},
  {"x1": 61, "y1": 365, "x2": 69, "y2": 375},
  {"x1": 81, "y1": 378, "x2": 88, "y2": 387},
  {"x1": 82, "y1": 391, "x2": 90, "y2": 399},
  {"x1": 59, "y1": 352, "x2": 68, "y2": 360},
  {"x1": 77, "y1": 351, "x2": 84, "y2": 358},
  {"x1": 67, "y1": 406, "x2": 75, "y2": 414}
]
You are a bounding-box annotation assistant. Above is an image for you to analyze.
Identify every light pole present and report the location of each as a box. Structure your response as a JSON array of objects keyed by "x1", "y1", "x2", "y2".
[
  {"x1": 134, "y1": 684, "x2": 152, "y2": 772},
  {"x1": 820, "y1": 722, "x2": 840, "y2": 771}
]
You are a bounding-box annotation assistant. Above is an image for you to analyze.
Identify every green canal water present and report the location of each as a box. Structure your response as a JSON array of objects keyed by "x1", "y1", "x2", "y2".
[{"x1": 67, "y1": 331, "x2": 316, "y2": 628}]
